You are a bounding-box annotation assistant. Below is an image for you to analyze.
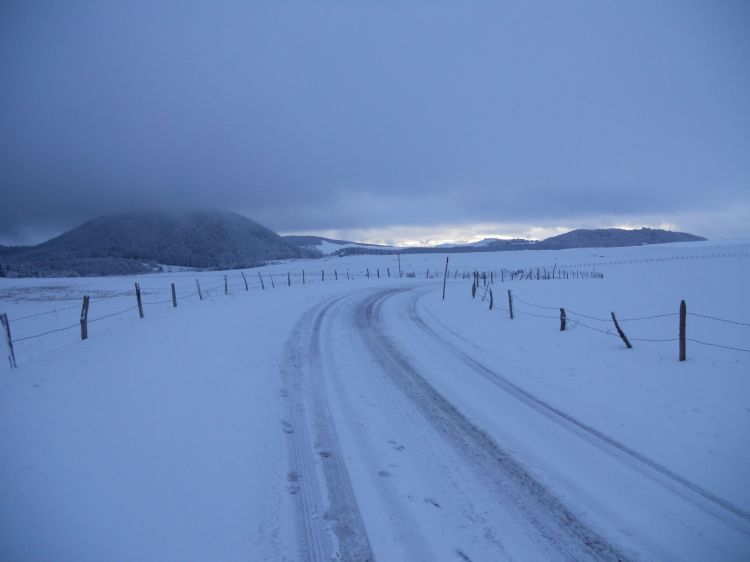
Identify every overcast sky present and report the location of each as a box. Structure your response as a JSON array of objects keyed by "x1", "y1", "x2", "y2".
[{"x1": 1, "y1": 1, "x2": 748, "y2": 246}]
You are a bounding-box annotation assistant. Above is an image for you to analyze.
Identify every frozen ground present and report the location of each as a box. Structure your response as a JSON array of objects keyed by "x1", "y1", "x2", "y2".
[{"x1": 1, "y1": 240, "x2": 749, "y2": 561}]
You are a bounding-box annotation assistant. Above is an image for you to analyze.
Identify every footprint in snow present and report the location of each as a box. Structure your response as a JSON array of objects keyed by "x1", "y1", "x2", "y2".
[
  {"x1": 424, "y1": 497, "x2": 442, "y2": 509},
  {"x1": 281, "y1": 421, "x2": 294, "y2": 434},
  {"x1": 286, "y1": 471, "x2": 300, "y2": 495},
  {"x1": 378, "y1": 470, "x2": 392, "y2": 478},
  {"x1": 388, "y1": 439, "x2": 406, "y2": 452}
]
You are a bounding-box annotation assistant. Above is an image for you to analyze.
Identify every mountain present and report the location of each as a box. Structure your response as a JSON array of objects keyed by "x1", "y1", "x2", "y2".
[
  {"x1": 436, "y1": 238, "x2": 503, "y2": 248},
  {"x1": 284, "y1": 235, "x2": 393, "y2": 256},
  {"x1": 335, "y1": 228, "x2": 704, "y2": 256},
  {"x1": 535, "y1": 228, "x2": 705, "y2": 250},
  {"x1": 1, "y1": 210, "x2": 312, "y2": 276}
]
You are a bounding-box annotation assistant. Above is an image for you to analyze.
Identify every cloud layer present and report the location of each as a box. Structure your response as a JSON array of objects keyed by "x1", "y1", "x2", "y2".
[{"x1": 1, "y1": 1, "x2": 749, "y2": 245}]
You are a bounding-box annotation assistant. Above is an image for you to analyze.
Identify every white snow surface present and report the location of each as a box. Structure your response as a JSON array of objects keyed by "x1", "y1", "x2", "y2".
[
  {"x1": 305, "y1": 240, "x2": 392, "y2": 255},
  {"x1": 1, "y1": 240, "x2": 749, "y2": 561}
]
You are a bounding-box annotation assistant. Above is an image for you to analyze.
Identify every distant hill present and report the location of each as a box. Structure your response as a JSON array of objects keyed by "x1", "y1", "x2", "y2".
[
  {"x1": 336, "y1": 228, "x2": 705, "y2": 256},
  {"x1": 284, "y1": 235, "x2": 393, "y2": 256},
  {"x1": 535, "y1": 228, "x2": 705, "y2": 250},
  {"x1": 1, "y1": 210, "x2": 312, "y2": 277}
]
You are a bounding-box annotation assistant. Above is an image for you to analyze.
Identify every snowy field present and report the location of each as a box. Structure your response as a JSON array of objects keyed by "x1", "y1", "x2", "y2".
[{"x1": 1, "y1": 239, "x2": 749, "y2": 561}]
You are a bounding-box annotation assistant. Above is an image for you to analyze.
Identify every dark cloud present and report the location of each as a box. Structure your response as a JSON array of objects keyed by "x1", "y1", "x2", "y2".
[{"x1": 1, "y1": 1, "x2": 749, "y2": 245}]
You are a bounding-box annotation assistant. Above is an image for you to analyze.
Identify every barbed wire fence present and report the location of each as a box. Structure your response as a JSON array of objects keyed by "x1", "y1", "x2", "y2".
[
  {"x1": 467, "y1": 284, "x2": 750, "y2": 360},
  {"x1": 1, "y1": 263, "x2": 470, "y2": 368},
  {"x1": 3, "y1": 256, "x2": 748, "y2": 369}
]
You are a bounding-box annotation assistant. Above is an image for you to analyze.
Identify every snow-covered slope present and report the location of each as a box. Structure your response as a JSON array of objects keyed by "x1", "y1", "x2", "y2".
[
  {"x1": 284, "y1": 234, "x2": 393, "y2": 256},
  {"x1": 1, "y1": 239, "x2": 748, "y2": 560}
]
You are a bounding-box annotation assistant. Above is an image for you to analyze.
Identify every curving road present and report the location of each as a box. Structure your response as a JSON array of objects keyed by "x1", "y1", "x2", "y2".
[{"x1": 279, "y1": 285, "x2": 750, "y2": 561}]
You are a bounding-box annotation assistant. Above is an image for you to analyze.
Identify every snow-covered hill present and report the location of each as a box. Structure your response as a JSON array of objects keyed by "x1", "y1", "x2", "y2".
[{"x1": 284, "y1": 234, "x2": 393, "y2": 256}]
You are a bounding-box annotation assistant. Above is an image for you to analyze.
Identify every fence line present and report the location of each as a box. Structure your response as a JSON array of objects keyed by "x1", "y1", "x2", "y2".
[
  {"x1": 2, "y1": 265, "x2": 455, "y2": 366},
  {"x1": 474, "y1": 288, "x2": 749, "y2": 359},
  {"x1": 6, "y1": 260, "x2": 748, "y2": 368}
]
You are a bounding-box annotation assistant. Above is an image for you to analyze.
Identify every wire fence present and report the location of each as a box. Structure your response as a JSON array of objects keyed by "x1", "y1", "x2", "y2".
[
  {"x1": 470, "y1": 287, "x2": 750, "y2": 356},
  {"x1": 1, "y1": 265, "x2": 466, "y2": 367},
  {"x1": 4, "y1": 259, "x2": 748, "y2": 369}
]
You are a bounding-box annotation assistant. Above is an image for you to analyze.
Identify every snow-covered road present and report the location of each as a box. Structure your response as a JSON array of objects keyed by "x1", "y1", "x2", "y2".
[{"x1": 277, "y1": 285, "x2": 749, "y2": 561}]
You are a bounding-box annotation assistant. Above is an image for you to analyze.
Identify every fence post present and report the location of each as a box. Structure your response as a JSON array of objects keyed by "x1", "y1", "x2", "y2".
[
  {"x1": 611, "y1": 312, "x2": 632, "y2": 349},
  {"x1": 135, "y1": 283, "x2": 144, "y2": 318},
  {"x1": 489, "y1": 289, "x2": 493, "y2": 310},
  {"x1": 442, "y1": 257, "x2": 449, "y2": 300},
  {"x1": 377, "y1": 268, "x2": 380, "y2": 278},
  {"x1": 679, "y1": 300, "x2": 686, "y2": 361},
  {"x1": 346, "y1": 271, "x2": 350, "y2": 280},
  {"x1": 196, "y1": 279, "x2": 203, "y2": 300},
  {"x1": 322, "y1": 270, "x2": 325, "y2": 282},
  {"x1": 270, "y1": 275, "x2": 275, "y2": 289},
  {"x1": 507, "y1": 289, "x2": 514, "y2": 319},
  {"x1": 335, "y1": 270, "x2": 338, "y2": 281},
  {"x1": 471, "y1": 280, "x2": 476, "y2": 299},
  {"x1": 241, "y1": 272, "x2": 249, "y2": 291},
  {"x1": 398, "y1": 252, "x2": 402, "y2": 277},
  {"x1": 224, "y1": 275, "x2": 228, "y2": 295},
  {"x1": 367, "y1": 268, "x2": 370, "y2": 279},
  {"x1": 288, "y1": 272, "x2": 291, "y2": 287},
  {"x1": 258, "y1": 272, "x2": 265, "y2": 290},
  {"x1": 302, "y1": 270, "x2": 305, "y2": 285},
  {"x1": 560, "y1": 307, "x2": 566, "y2": 331},
  {"x1": 1, "y1": 313, "x2": 17, "y2": 369},
  {"x1": 171, "y1": 284, "x2": 177, "y2": 307},
  {"x1": 387, "y1": 267, "x2": 390, "y2": 278},
  {"x1": 80, "y1": 295, "x2": 90, "y2": 339}
]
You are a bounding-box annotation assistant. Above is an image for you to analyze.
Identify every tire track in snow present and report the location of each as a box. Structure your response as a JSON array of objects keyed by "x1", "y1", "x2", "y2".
[
  {"x1": 280, "y1": 295, "x2": 374, "y2": 561},
  {"x1": 356, "y1": 288, "x2": 627, "y2": 561},
  {"x1": 408, "y1": 286, "x2": 750, "y2": 530}
]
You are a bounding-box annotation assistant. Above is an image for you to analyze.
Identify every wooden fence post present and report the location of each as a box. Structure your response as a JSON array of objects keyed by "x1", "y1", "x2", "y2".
[
  {"x1": 387, "y1": 268, "x2": 390, "y2": 278},
  {"x1": 288, "y1": 272, "x2": 291, "y2": 287},
  {"x1": 560, "y1": 308, "x2": 566, "y2": 331},
  {"x1": 611, "y1": 312, "x2": 632, "y2": 349},
  {"x1": 489, "y1": 289, "x2": 493, "y2": 310},
  {"x1": 224, "y1": 275, "x2": 228, "y2": 295},
  {"x1": 196, "y1": 279, "x2": 203, "y2": 300},
  {"x1": 270, "y1": 275, "x2": 275, "y2": 289},
  {"x1": 471, "y1": 280, "x2": 476, "y2": 299},
  {"x1": 171, "y1": 284, "x2": 177, "y2": 308},
  {"x1": 322, "y1": 270, "x2": 325, "y2": 282},
  {"x1": 135, "y1": 283, "x2": 144, "y2": 318},
  {"x1": 346, "y1": 271, "x2": 350, "y2": 280},
  {"x1": 377, "y1": 268, "x2": 380, "y2": 278},
  {"x1": 241, "y1": 272, "x2": 248, "y2": 291},
  {"x1": 0, "y1": 313, "x2": 16, "y2": 369},
  {"x1": 367, "y1": 268, "x2": 370, "y2": 279},
  {"x1": 302, "y1": 270, "x2": 305, "y2": 284},
  {"x1": 679, "y1": 300, "x2": 686, "y2": 361},
  {"x1": 507, "y1": 289, "x2": 514, "y2": 319},
  {"x1": 442, "y1": 257, "x2": 449, "y2": 300},
  {"x1": 335, "y1": 270, "x2": 338, "y2": 281},
  {"x1": 80, "y1": 295, "x2": 90, "y2": 339},
  {"x1": 258, "y1": 273, "x2": 265, "y2": 290}
]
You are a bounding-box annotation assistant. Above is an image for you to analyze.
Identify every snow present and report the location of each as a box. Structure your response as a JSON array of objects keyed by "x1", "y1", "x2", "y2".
[
  {"x1": 436, "y1": 237, "x2": 502, "y2": 248},
  {"x1": 1, "y1": 240, "x2": 749, "y2": 560},
  {"x1": 306, "y1": 240, "x2": 392, "y2": 255}
]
